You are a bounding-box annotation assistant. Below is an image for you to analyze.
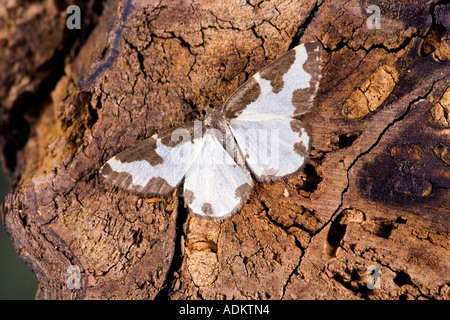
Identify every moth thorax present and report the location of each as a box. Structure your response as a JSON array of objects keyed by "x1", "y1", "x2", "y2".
[{"x1": 204, "y1": 112, "x2": 226, "y2": 132}]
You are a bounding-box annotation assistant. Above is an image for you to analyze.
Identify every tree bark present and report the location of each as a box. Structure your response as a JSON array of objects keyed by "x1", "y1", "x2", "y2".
[{"x1": 1, "y1": 0, "x2": 449, "y2": 300}]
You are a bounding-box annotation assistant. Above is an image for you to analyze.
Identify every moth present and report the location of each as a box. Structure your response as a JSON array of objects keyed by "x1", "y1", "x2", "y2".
[{"x1": 100, "y1": 42, "x2": 322, "y2": 219}]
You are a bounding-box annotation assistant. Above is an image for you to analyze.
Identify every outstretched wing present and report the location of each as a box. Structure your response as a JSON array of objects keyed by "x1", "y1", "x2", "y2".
[
  {"x1": 230, "y1": 118, "x2": 310, "y2": 181},
  {"x1": 224, "y1": 42, "x2": 322, "y2": 119},
  {"x1": 223, "y1": 42, "x2": 322, "y2": 181},
  {"x1": 99, "y1": 123, "x2": 195, "y2": 197},
  {"x1": 183, "y1": 128, "x2": 253, "y2": 219}
]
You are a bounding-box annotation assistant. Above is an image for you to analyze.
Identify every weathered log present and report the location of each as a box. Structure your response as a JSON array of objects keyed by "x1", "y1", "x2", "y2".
[{"x1": 0, "y1": 0, "x2": 449, "y2": 300}]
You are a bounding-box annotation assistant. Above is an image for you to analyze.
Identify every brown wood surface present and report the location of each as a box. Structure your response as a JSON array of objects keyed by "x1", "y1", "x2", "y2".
[{"x1": 0, "y1": 0, "x2": 449, "y2": 299}]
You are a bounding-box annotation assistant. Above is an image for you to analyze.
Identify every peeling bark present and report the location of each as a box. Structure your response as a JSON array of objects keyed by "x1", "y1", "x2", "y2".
[{"x1": 0, "y1": 0, "x2": 449, "y2": 300}]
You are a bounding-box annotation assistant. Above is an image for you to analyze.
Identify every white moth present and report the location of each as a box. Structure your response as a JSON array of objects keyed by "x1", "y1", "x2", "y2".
[{"x1": 100, "y1": 42, "x2": 322, "y2": 219}]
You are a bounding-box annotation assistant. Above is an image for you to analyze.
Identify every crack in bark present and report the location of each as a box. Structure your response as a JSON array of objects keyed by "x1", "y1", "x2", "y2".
[
  {"x1": 320, "y1": 81, "x2": 438, "y2": 294},
  {"x1": 337, "y1": 242, "x2": 436, "y2": 299},
  {"x1": 288, "y1": 0, "x2": 324, "y2": 50},
  {"x1": 278, "y1": 76, "x2": 439, "y2": 298},
  {"x1": 319, "y1": 31, "x2": 422, "y2": 55},
  {"x1": 330, "y1": 81, "x2": 436, "y2": 227},
  {"x1": 78, "y1": 0, "x2": 134, "y2": 88},
  {"x1": 257, "y1": 200, "x2": 313, "y2": 299},
  {"x1": 124, "y1": 39, "x2": 148, "y2": 79},
  {"x1": 154, "y1": 195, "x2": 187, "y2": 299}
]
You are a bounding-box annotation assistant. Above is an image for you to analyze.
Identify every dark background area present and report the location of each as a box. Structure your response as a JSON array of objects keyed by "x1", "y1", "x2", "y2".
[{"x1": 0, "y1": 162, "x2": 38, "y2": 299}]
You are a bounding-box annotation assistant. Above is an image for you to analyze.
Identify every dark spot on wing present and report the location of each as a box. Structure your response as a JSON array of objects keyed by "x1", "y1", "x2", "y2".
[
  {"x1": 100, "y1": 162, "x2": 113, "y2": 178},
  {"x1": 159, "y1": 122, "x2": 195, "y2": 147},
  {"x1": 100, "y1": 163, "x2": 174, "y2": 196},
  {"x1": 144, "y1": 177, "x2": 174, "y2": 196},
  {"x1": 202, "y1": 203, "x2": 214, "y2": 216},
  {"x1": 290, "y1": 119, "x2": 310, "y2": 157},
  {"x1": 234, "y1": 183, "x2": 252, "y2": 202},
  {"x1": 184, "y1": 189, "x2": 195, "y2": 205},
  {"x1": 292, "y1": 42, "x2": 322, "y2": 116},
  {"x1": 223, "y1": 77, "x2": 261, "y2": 118},
  {"x1": 258, "y1": 168, "x2": 282, "y2": 182},
  {"x1": 114, "y1": 137, "x2": 164, "y2": 166},
  {"x1": 259, "y1": 49, "x2": 296, "y2": 94},
  {"x1": 112, "y1": 123, "x2": 196, "y2": 167}
]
